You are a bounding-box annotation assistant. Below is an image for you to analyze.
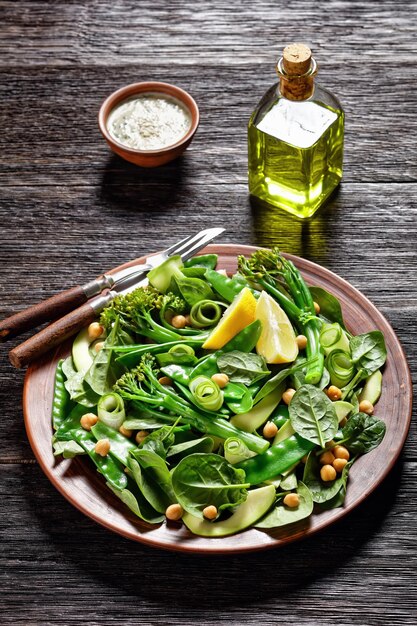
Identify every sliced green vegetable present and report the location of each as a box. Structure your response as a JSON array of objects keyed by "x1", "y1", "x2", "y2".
[
  {"x1": 230, "y1": 384, "x2": 284, "y2": 432},
  {"x1": 72, "y1": 327, "x2": 94, "y2": 373},
  {"x1": 97, "y1": 392, "x2": 125, "y2": 430},
  {"x1": 359, "y1": 370, "x2": 383, "y2": 405},
  {"x1": 255, "y1": 481, "x2": 313, "y2": 528},
  {"x1": 52, "y1": 359, "x2": 74, "y2": 430},
  {"x1": 182, "y1": 485, "x2": 276, "y2": 537},
  {"x1": 189, "y1": 375, "x2": 224, "y2": 412},
  {"x1": 148, "y1": 255, "x2": 184, "y2": 293},
  {"x1": 326, "y1": 349, "x2": 355, "y2": 388},
  {"x1": 224, "y1": 437, "x2": 257, "y2": 464}
]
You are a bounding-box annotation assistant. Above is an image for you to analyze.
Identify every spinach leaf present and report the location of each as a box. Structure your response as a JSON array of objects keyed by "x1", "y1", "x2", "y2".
[
  {"x1": 350, "y1": 331, "x2": 387, "y2": 375},
  {"x1": 341, "y1": 412, "x2": 386, "y2": 454},
  {"x1": 289, "y1": 384, "x2": 338, "y2": 448},
  {"x1": 255, "y1": 482, "x2": 314, "y2": 528},
  {"x1": 139, "y1": 426, "x2": 176, "y2": 459},
  {"x1": 303, "y1": 452, "x2": 353, "y2": 504},
  {"x1": 171, "y1": 453, "x2": 249, "y2": 519},
  {"x1": 217, "y1": 350, "x2": 270, "y2": 386},
  {"x1": 62, "y1": 356, "x2": 99, "y2": 407},
  {"x1": 309, "y1": 286, "x2": 346, "y2": 329},
  {"x1": 279, "y1": 471, "x2": 298, "y2": 491},
  {"x1": 106, "y1": 481, "x2": 164, "y2": 524},
  {"x1": 129, "y1": 450, "x2": 175, "y2": 513},
  {"x1": 84, "y1": 317, "x2": 121, "y2": 396},
  {"x1": 167, "y1": 437, "x2": 214, "y2": 464},
  {"x1": 171, "y1": 275, "x2": 215, "y2": 307}
]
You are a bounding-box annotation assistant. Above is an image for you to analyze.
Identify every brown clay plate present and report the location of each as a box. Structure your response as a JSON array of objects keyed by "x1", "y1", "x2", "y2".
[{"x1": 23, "y1": 244, "x2": 412, "y2": 554}]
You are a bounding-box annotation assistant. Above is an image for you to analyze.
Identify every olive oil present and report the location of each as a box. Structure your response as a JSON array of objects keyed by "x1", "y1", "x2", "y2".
[{"x1": 248, "y1": 44, "x2": 344, "y2": 219}]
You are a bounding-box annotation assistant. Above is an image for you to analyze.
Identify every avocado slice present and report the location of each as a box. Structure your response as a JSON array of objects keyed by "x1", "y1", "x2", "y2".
[
  {"x1": 230, "y1": 385, "x2": 284, "y2": 432},
  {"x1": 333, "y1": 400, "x2": 354, "y2": 423},
  {"x1": 182, "y1": 485, "x2": 275, "y2": 537},
  {"x1": 359, "y1": 370, "x2": 382, "y2": 405},
  {"x1": 72, "y1": 327, "x2": 94, "y2": 373}
]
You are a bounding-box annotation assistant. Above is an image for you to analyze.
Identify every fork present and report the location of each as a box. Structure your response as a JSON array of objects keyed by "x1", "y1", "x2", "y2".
[{"x1": 7, "y1": 227, "x2": 225, "y2": 368}]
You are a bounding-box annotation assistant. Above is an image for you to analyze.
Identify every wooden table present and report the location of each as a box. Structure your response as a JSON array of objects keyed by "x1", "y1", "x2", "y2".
[{"x1": 1, "y1": 2, "x2": 416, "y2": 624}]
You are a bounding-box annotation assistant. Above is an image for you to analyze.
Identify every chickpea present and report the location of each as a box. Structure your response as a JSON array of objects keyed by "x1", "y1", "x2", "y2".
[
  {"x1": 211, "y1": 373, "x2": 229, "y2": 388},
  {"x1": 94, "y1": 438, "x2": 111, "y2": 457},
  {"x1": 359, "y1": 400, "x2": 374, "y2": 415},
  {"x1": 87, "y1": 321, "x2": 105, "y2": 341},
  {"x1": 119, "y1": 424, "x2": 133, "y2": 438},
  {"x1": 158, "y1": 376, "x2": 172, "y2": 386},
  {"x1": 333, "y1": 445, "x2": 350, "y2": 461},
  {"x1": 80, "y1": 412, "x2": 98, "y2": 431},
  {"x1": 319, "y1": 450, "x2": 335, "y2": 465},
  {"x1": 282, "y1": 388, "x2": 296, "y2": 405},
  {"x1": 135, "y1": 430, "x2": 149, "y2": 445},
  {"x1": 320, "y1": 464, "x2": 337, "y2": 482},
  {"x1": 165, "y1": 503, "x2": 184, "y2": 521},
  {"x1": 263, "y1": 421, "x2": 278, "y2": 439},
  {"x1": 333, "y1": 458, "x2": 348, "y2": 473},
  {"x1": 327, "y1": 385, "x2": 342, "y2": 401},
  {"x1": 283, "y1": 493, "x2": 300, "y2": 508},
  {"x1": 184, "y1": 314, "x2": 192, "y2": 326},
  {"x1": 203, "y1": 505, "x2": 218, "y2": 520},
  {"x1": 94, "y1": 341, "x2": 105, "y2": 353},
  {"x1": 313, "y1": 301, "x2": 321, "y2": 314},
  {"x1": 339, "y1": 417, "x2": 348, "y2": 427},
  {"x1": 296, "y1": 334, "x2": 308, "y2": 350},
  {"x1": 171, "y1": 314, "x2": 187, "y2": 329}
]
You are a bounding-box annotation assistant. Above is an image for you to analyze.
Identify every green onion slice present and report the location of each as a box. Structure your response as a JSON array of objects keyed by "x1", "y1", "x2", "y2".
[
  {"x1": 189, "y1": 375, "x2": 224, "y2": 411},
  {"x1": 97, "y1": 392, "x2": 126, "y2": 430}
]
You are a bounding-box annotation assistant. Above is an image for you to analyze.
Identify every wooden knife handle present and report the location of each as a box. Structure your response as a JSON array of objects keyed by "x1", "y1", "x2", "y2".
[
  {"x1": 0, "y1": 286, "x2": 88, "y2": 341},
  {"x1": 9, "y1": 302, "x2": 97, "y2": 368}
]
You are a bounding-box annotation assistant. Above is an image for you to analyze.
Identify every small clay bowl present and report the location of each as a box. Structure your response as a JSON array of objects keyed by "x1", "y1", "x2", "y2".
[{"x1": 98, "y1": 81, "x2": 199, "y2": 167}]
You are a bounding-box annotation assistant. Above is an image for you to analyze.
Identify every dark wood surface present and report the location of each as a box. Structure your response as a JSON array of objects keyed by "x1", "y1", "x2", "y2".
[{"x1": 1, "y1": 1, "x2": 416, "y2": 624}]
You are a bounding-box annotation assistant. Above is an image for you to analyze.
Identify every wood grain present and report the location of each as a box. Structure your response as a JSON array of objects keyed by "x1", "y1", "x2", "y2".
[{"x1": 0, "y1": 0, "x2": 416, "y2": 623}]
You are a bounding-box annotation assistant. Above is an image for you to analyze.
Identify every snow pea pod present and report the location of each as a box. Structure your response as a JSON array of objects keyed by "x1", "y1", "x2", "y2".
[
  {"x1": 52, "y1": 359, "x2": 74, "y2": 430},
  {"x1": 77, "y1": 433, "x2": 128, "y2": 491},
  {"x1": 205, "y1": 269, "x2": 252, "y2": 303},
  {"x1": 184, "y1": 254, "x2": 218, "y2": 270},
  {"x1": 91, "y1": 421, "x2": 137, "y2": 466},
  {"x1": 236, "y1": 433, "x2": 315, "y2": 485},
  {"x1": 160, "y1": 363, "x2": 192, "y2": 385},
  {"x1": 115, "y1": 339, "x2": 206, "y2": 370},
  {"x1": 190, "y1": 320, "x2": 262, "y2": 379},
  {"x1": 55, "y1": 404, "x2": 96, "y2": 441}
]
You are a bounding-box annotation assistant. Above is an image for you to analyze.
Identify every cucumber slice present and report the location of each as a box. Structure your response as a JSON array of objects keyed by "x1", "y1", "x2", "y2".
[
  {"x1": 147, "y1": 255, "x2": 183, "y2": 293},
  {"x1": 359, "y1": 370, "x2": 383, "y2": 405},
  {"x1": 72, "y1": 327, "x2": 94, "y2": 373},
  {"x1": 272, "y1": 418, "x2": 295, "y2": 445},
  {"x1": 230, "y1": 384, "x2": 284, "y2": 432},
  {"x1": 333, "y1": 400, "x2": 354, "y2": 423},
  {"x1": 182, "y1": 485, "x2": 276, "y2": 537}
]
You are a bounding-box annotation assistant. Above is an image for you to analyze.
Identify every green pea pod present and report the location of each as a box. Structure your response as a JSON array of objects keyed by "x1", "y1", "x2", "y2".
[
  {"x1": 184, "y1": 254, "x2": 218, "y2": 270},
  {"x1": 160, "y1": 364, "x2": 192, "y2": 385},
  {"x1": 55, "y1": 404, "x2": 97, "y2": 442},
  {"x1": 91, "y1": 421, "x2": 137, "y2": 466},
  {"x1": 236, "y1": 434, "x2": 315, "y2": 485},
  {"x1": 224, "y1": 383, "x2": 254, "y2": 414},
  {"x1": 77, "y1": 434, "x2": 128, "y2": 491},
  {"x1": 190, "y1": 320, "x2": 262, "y2": 379},
  {"x1": 115, "y1": 339, "x2": 206, "y2": 369},
  {"x1": 181, "y1": 267, "x2": 207, "y2": 278},
  {"x1": 52, "y1": 359, "x2": 75, "y2": 430},
  {"x1": 205, "y1": 269, "x2": 253, "y2": 303}
]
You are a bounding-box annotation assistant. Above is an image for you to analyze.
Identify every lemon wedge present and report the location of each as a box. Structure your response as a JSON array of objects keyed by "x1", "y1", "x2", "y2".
[
  {"x1": 255, "y1": 291, "x2": 299, "y2": 364},
  {"x1": 202, "y1": 287, "x2": 257, "y2": 350}
]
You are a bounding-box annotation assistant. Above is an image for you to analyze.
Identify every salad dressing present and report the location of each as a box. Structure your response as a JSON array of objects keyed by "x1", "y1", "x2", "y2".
[{"x1": 107, "y1": 93, "x2": 192, "y2": 151}]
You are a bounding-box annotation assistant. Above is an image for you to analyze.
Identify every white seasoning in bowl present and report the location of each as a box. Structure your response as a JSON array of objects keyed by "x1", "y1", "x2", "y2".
[{"x1": 107, "y1": 93, "x2": 192, "y2": 151}]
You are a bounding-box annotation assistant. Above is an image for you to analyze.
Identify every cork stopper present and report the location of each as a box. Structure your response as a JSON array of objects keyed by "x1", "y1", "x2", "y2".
[
  {"x1": 277, "y1": 43, "x2": 317, "y2": 101},
  {"x1": 283, "y1": 44, "x2": 312, "y2": 75}
]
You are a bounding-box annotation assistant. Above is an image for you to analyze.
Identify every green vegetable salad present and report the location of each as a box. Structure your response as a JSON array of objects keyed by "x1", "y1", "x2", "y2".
[{"x1": 52, "y1": 249, "x2": 387, "y2": 537}]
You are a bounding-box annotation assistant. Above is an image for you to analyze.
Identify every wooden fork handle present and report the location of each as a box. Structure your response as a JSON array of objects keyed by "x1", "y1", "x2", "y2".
[
  {"x1": 9, "y1": 302, "x2": 97, "y2": 368},
  {"x1": 0, "y1": 286, "x2": 87, "y2": 341}
]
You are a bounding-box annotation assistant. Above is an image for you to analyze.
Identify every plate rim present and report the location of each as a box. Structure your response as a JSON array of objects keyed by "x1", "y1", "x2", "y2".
[{"x1": 23, "y1": 243, "x2": 413, "y2": 554}]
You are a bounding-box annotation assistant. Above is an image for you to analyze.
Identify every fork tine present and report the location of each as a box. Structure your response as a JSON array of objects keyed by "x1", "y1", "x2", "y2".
[
  {"x1": 162, "y1": 233, "x2": 195, "y2": 255},
  {"x1": 177, "y1": 227, "x2": 226, "y2": 261},
  {"x1": 172, "y1": 227, "x2": 226, "y2": 259}
]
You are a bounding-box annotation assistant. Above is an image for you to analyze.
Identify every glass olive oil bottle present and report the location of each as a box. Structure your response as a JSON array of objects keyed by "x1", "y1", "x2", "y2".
[{"x1": 248, "y1": 44, "x2": 344, "y2": 219}]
